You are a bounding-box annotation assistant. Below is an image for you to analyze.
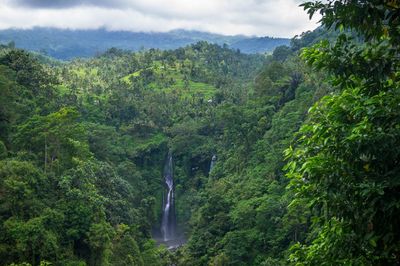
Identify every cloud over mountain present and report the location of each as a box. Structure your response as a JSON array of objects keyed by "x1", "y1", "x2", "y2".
[{"x1": 0, "y1": 0, "x2": 319, "y2": 37}]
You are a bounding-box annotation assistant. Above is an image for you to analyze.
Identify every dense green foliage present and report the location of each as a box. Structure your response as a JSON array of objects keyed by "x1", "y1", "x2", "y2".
[
  {"x1": 1, "y1": 1, "x2": 399, "y2": 265},
  {"x1": 177, "y1": 39, "x2": 329, "y2": 266},
  {"x1": 285, "y1": 0, "x2": 400, "y2": 265},
  {"x1": 0, "y1": 42, "x2": 265, "y2": 265}
]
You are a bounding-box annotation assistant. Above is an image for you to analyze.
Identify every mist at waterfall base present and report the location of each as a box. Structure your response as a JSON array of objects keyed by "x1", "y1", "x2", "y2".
[
  {"x1": 209, "y1": 154, "x2": 217, "y2": 174},
  {"x1": 154, "y1": 152, "x2": 185, "y2": 249},
  {"x1": 161, "y1": 153, "x2": 176, "y2": 241},
  {"x1": 153, "y1": 153, "x2": 217, "y2": 249}
]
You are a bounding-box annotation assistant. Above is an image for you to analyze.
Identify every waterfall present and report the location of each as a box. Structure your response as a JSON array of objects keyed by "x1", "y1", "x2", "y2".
[
  {"x1": 161, "y1": 151, "x2": 176, "y2": 241},
  {"x1": 209, "y1": 154, "x2": 217, "y2": 174}
]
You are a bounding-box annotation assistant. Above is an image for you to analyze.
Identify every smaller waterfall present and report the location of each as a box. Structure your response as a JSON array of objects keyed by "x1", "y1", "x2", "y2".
[
  {"x1": 209, "y1": 154, "x2": 217, "y2": 174},
  {"x1": 161, "y1": 151, "x2": 176, "y2": 241}
]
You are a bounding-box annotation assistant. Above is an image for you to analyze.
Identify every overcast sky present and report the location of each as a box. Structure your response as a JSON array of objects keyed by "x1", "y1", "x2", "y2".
[{"x1": 0, "y1": 0, "x2": 320, "y2": 37}]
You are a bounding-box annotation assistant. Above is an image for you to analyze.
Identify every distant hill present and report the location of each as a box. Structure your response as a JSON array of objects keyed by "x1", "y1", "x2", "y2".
[
  {"x1": 230, "y1": 36, "x2": 289, "y2": 54},
  {"x1": 0, "y1": 27, "x2": 289, "y2": 60}
]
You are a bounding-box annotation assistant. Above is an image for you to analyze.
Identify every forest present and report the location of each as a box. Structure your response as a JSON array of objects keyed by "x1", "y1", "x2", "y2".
[
  {"x1": 0, "y1": 1, "x2": 399, "y2": 265},
  {"x1": 0, "y1": 28, "x2": 290, "y2": 59}
]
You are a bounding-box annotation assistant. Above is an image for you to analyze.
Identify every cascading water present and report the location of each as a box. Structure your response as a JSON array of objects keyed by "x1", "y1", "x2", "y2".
[
  {"x1": 209, "y1": 154, "x2": 217, "y2": 174},
  {"x1": 161, "y1": 151, "x2": 176, "y2": 241}
]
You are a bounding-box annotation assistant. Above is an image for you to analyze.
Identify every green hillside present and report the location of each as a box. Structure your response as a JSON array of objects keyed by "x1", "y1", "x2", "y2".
[{"x1": 0, "y1": 1, "x2": 399, "y2": 265}]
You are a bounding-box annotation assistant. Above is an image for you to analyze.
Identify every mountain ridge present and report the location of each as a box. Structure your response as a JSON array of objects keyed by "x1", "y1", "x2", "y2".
[{"x1": 0, "y1": 27, "x2": 290, "y2": 60}]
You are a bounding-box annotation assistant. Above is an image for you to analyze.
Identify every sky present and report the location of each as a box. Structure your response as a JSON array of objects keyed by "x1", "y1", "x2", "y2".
[{"x1": 0, "y1": 0, "x2": 320, "y2": 37}]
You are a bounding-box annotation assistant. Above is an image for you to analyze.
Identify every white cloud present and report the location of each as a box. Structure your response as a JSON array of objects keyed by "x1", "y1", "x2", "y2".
[{"x1": 0, "y1": 0, "x2": 320, "y2": 37}]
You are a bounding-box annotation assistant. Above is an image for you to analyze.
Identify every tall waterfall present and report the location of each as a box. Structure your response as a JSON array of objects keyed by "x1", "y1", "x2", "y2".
[
  {"x1": 209, "y1": 154, "x2": 217, "y2": 174},
  {"x1": 161, "y1": 151, "x2": 176, "y2": 241}
]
